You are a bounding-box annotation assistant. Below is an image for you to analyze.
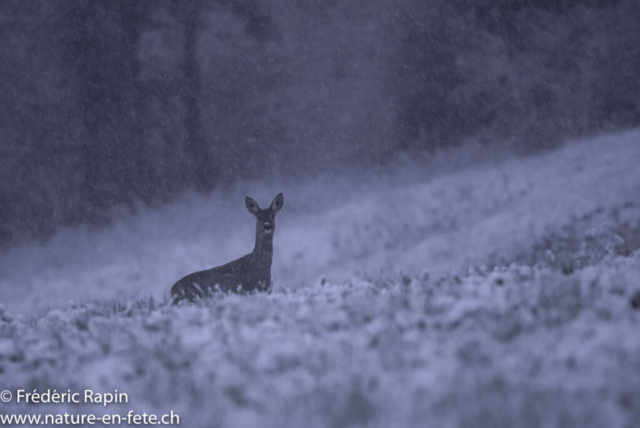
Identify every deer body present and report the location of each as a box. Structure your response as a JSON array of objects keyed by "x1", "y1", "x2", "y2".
[{"x1": 171, "y1": 193, "x2": 283, "y2": 303}]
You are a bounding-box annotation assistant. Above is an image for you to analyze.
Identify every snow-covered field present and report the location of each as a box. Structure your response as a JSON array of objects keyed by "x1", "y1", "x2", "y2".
[{"x1": 1, "y1": 129, "x2": 640, "y2": 427}]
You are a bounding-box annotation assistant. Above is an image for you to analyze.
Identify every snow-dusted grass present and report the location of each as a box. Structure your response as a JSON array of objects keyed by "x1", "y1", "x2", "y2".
[
  {"x1": 1, "y1": 254, "x2": 639, "y2": 427},
  {"x1": 0, "y1": 129, "x2": 640, "y2": 427}
]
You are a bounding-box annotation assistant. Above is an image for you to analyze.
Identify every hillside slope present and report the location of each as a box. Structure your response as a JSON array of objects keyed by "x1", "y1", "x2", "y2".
[{"x1": 0, "y1": 129, "x2": 639, "y2": 313}]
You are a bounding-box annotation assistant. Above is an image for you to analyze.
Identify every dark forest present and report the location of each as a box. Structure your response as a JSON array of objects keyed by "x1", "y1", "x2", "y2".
[{"x1": 1, "y1": 0, "x2": 639, "y2": 246}]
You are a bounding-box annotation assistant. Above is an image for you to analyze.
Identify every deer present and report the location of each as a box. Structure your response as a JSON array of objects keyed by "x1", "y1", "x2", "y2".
[{"x1": 171, "y1": 193, "x2": 283, "y2": 304}]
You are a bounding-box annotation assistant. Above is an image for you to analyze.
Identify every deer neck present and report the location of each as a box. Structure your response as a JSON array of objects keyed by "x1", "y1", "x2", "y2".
[{"x1": 252, "y1": 234, "x2": 273, "y2": 266}]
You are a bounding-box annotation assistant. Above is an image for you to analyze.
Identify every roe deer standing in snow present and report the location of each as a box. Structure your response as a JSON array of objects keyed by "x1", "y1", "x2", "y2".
[{"x1": 171, "y1": 193, "x2": 283, "y2": 303}]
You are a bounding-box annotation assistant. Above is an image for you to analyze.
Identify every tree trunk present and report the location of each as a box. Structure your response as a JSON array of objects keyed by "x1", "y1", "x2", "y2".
[{"x1": 183, "y1": 0, "x2": 215, "y2": 192}]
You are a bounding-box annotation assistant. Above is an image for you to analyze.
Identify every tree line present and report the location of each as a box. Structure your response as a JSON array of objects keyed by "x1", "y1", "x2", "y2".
[{"x1": 0, "y1": 0, "x2": 638, "y2": 246}]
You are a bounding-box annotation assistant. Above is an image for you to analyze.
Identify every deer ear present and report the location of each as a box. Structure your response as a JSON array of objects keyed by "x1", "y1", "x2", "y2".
[
  {"x1": 246, "y1": 197, "x2": 260, "y2": 215},
  {"x1": 270, "y1": 193, "x2": 284, "y2": 213}
]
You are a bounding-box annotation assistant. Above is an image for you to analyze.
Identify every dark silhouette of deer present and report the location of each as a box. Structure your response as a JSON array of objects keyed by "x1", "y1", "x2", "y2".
[{"x1": 171, "y1": 193, "x2": 283, "y2": 303}]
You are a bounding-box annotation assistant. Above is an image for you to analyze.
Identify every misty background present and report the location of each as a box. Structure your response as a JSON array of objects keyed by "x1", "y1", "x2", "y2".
[{"x1": 1, "y1": 0, "x2": 639, "y2": 247}]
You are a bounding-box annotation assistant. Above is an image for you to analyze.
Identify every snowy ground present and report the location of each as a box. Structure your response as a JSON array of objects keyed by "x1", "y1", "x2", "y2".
[{"x1": 0, "y1": 129, "x2": 640, "y2": 427}]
